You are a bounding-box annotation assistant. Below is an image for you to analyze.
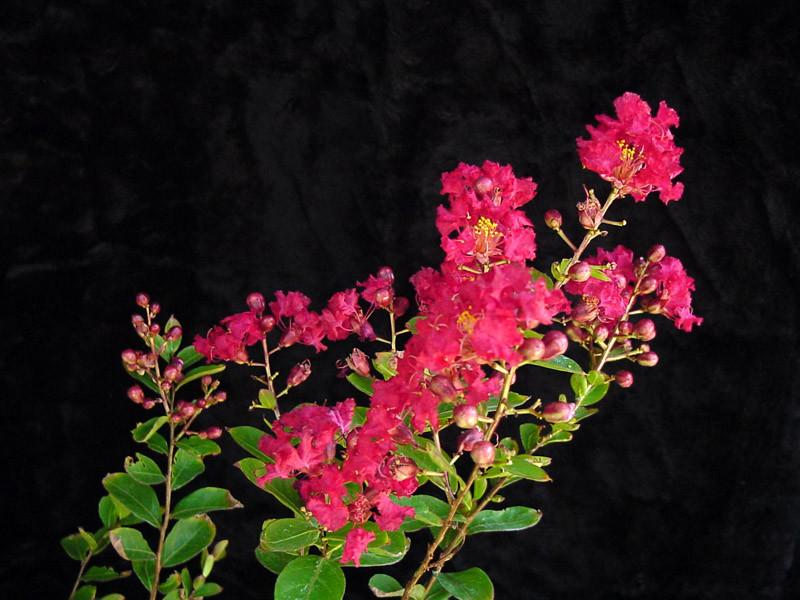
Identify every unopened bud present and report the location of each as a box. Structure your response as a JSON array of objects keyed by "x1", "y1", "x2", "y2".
[
  {"x1": 617, "y1": 321, "x2": 634, "y2": 337},
  {"x1": 470, "y1": 441, "x2": 496, "y2": 467},
  {"x1": 377, "y1": 266, "x2": 395, "y2": 282},
  {"x1": 246, "y1": 292, "x2": 266, "y2": 315},
  {"x1": 393, "y1": 296, "x2": 410, "y2": 317},
  {"x1": 149, "y1": 302, "x2": 160, "y2": 316},
  {"x1": 142, "y1": 399, "x2": 156, "y2": 409},
  {"x1": 374, "y1": 287, "x2": 393, "y2": 309},
  {"x1": 571, "y1": 300, "x2": 599, "y2": 324},
  {"x1": 542, "y1": 330, "x2": 569, "y2": 359},
  {"x1": 453, "y1": 404, "x2": 479, "y2": 429},
  {"x1": 430, "y1": 375, "x2": 457, "y2": 403},
  {"x1": 640, "y1": 296, "x2": 664, "y2": 314},
  {"x1": 165, "y1": 326, "x2": 182, "y2": 341},
  {"x1": 213, "y1": 391, "x2": 227, "y2": 403},
  {"x1": 121, "y1": 349, "x2": 137, "y2": 364},
  {"x1": 127, "y1": 385, "x2": 144, "y2": 404},
  {"x1": 388, "y1": 422, "x2": 414, "y2": 446},
  {"x1": 615, "y1": 370, "x2": 634, "y2": 388},
  {"x1": 542, "y1": 401, "x2": 577, "y2": 423},
  {"x1": 204, "y1": 426, "x2": 223, "y2": 440},
  {"x1": 647, "y1": 244, "x2": 666, "y2": 263},
  {"x1": 565, "y1": 323, "x2": 589, "y2": 343},
  {"x1": 346, "y1": 348, "x2": 371, "y2": 377},
  {"x1": 287, "y1": 360, "x2": 312, "y2": 387},
  {"x1": 638, "y1": 277, "x2": 658, "y2": 295},
  {"x1": 196, "y1": 399, "x2": 207, "y2": 409},
  {"x1": 170, "y1": 413, "x2": 183, "y2": 423},
  {"x1": 456, "y1": 428, "x2": 484, "y2": 453},
  {"x1": 520, "y1": 338, "x2": 546, "y2": 361},
  {"x1": 149, "y1": 323, "x2": 161, "y2": 335},
  {"x1": 568, "y1": 261, "x2": 592, "y2": 282},
  {"x1": 637, "y1": 351, "x2": 659, "y2": 367},
  {"x1": 474, "y1": 176, "x2": 493, "y2": 194},
  {"x1": 178, "y1": 401, "x2": 195, "y2": 417},
  {"x1": 594, "y1": 324, "x2": 610, "y2": 343},
  {"x1": 135, "y1": 292, "x2": 150, "y2": 307},
  {"x1": 634, "y1": 318, "x2": 656, "y2": 341},
  {"x1": 201, "y1": 375, "x2": 213, "y2": 388},
  {"x1": 544, "y1": 209, "x2": 563, "y2": 230},
  {"x1": 389, "y1": 456, "x2": 418, "y2": 481},
  {"x1": 163, "y1": 365, "x2": 179, "y2": 382}
]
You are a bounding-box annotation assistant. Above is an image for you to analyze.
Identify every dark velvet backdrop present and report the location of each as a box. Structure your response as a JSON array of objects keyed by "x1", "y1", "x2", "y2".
[{"x1": 3, "y1": 1, "x2": 799, "y2": 598}]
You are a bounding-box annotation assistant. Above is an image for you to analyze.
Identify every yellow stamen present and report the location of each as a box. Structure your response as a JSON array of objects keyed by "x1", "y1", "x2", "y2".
[
  {"x1": 457, "y1": 310, "x2": 478, "y2": 334},
  {"x1": 473, "y1": 216, "x2": 499, "y2": 237}
]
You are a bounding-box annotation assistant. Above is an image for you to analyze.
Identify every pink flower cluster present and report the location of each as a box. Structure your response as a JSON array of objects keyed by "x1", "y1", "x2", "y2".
[{"x1": 577, "y1": 92, "x2": 684, "y2": 203}]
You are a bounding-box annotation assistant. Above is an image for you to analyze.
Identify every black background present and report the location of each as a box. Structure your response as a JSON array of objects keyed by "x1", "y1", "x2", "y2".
[{"x1": 3, "y1": 1, "x2": 799, "y2": 598}]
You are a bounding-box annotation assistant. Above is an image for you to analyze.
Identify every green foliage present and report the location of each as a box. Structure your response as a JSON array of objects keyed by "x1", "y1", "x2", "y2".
[
  {"x1": 228, "y1": 426, "x2": 271, "y2": 461},
  {"x1": 255, "y1": 548, "x2": 297, "y2": 574},
  {"x1": 175, "y1": 364, "x2": 225, "y2": 391},
  {"x1": 502, "y1": 456, "x2": 550, "y2": 482},
  {"x1": 98, "y1": 496, "x2": 119, "y2": 529},
  {"x1": 529, "y1": 354, "x2": 584, "y2": 374},
  {"x1": 81, "y1": 566, "x2": 129, "y2": 583},
  {"x1": 171, "y1": 487, "x2": 243, "y2": 520},
  {"x1": 132, "y1": 416, "x2": 168, "y2": 445},
  {"x1": 373, "y1": 352, "x2": 398, "y2": 380},
  {"x1": 176, "y1": 345, "x2": 205, "y2": 369},
  {"x1": 172, "y1": 448, "x2": 205, "y2": 491},
  {"x1": 102, "y1": 473, "x2": 161, "y2": 528},
  {"x1": 436, "y1": 568, "x2": 494, "y2": 600},
  {"x1": 467, "y1": 506, "x2": 542, "y2": 535},
  {"x1": 274, "y1": 555, "x2": 346, "y2": 600},
  {"x1": 72, "y1": 585, "x2": 97, "y2": 600},
  {"x1": 260, "y1": 518, "x2": 320, "y2": 553},
  {"x1": 176, "y1": 436, "x2": 221, "y2": 457},
  {"x1": 124, "y1": 452, "x2": 165, "y2": 485},
  {"x1": 346, "y1": 372, "x2": 374, "y2": 396},
  {"x1": 162, "y1": 514, "x2": 216, "y2": 568},
  {"x1": 108, "y1": 527, "x2": 155, "y2": 562}
]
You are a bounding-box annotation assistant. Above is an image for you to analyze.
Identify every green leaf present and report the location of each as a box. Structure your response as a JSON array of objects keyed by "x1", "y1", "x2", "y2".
[
  {"x1": 109, "y1": 527, "x2": 155, "y2": 561},
  {"x1": 570, "y1": 373, "x2": 588, "y2": 397},
  {"x1": 162, "y1": 514, "x2": 216, "y2": 568},
  {"x1": 259, "y1": 388, "x2": 277, "y2": 410},
  {"x1": 255, "y1": 548, "x2": 297, "y2": 575},
  {"x1": 473, "y1": 477, "x2": 488, "y2": 502},
  {"x1": 373, "y1": 352, "x2": 398, "y2": 380},
  {"x1": 176, "y1": 344, "x2": 205, "y2": 369},
  {"x1": 72, "y1": 585, "x2": 97, "y2": 600},
  {"x1": 132, "y1": 557, "x2": 155, "y2": 589},
  {"x1": 530, "y1": 267, "x2": 555, "y2": 289},
  {"x1": 260, "y1": 518, "x2": 319, "y2": 553},
  {"x1": 194, "y1": 582, "x2": 223, "y2": 596},
  {"x1": 405, "y1": 316, "x2": 424, "y2": 334},
  {"x1": 103, "y1": 473, "x2": 161, "y2": 528},
  {"x1": 159, "y1": 572, "x2": 181, "y2": 593},
  {"x1": 172, "y1": 487, "x2": 243, "y2": 520},
  {"x1": 467, "y1": 506, "x2": 542, "y2": 535},
  {"x1": 99, "y1": 595, "x2": 126, "y2": 600},
  {"x1": 543, "y1": 430, "x2": 573, "y2": 444},
  {"x1": 146, "y1": 433, "x2": 168, "y2": 455},
  {"x1": 426, "y1": 580, "x2": 453, "y2": 600},
  {"x1": 346, "y1": 372, "x2": 374, "y2": 396},
  {"x1": 175, "y1": 364, "x2": 226, "y2": 391},
  {"x1": 98, "y1": 496, "x2": 118, "y2": 529},
  {"x1": 503, "y1": 456, "x2": 551, "y2": 482},
  {"x1": 126, "y1": 369, "x2": 160, "y2": 394},
  {"x1": 368, "y1": 574, "x2": 404, "y2": 597},
  {"x1": 125, "y1": 452, "x2": 165, "y2": 485},
  {"x1": 228, "y1": 426, "x2": 271, "y2": 461},
  {"x1": 274, "y1": 555, "x2": 345, "y2": 600},
  {"x1": 328, "y1": 527, "x2": 409, "y2": 567},
  {"x1": 61, "y1": 532, "x2": 92, "y2": 561},
  {"x1": 590, "y1": 265, "x2": 612, "y2": 281},
  {"x1": 437, "y1": 568, "x2": 494, "y2": 600},
  {"x1": 393, "y1": 495, "x2": 449, "y2": 532},
  {"x1": 582, "y1": 382, "x2": 610, "y2": 406},
  {"x1": 81, "y1": 566, "x2": 129, "y2": 583},
  {"x1": 172, "y1": 448, "x2": 205, "y2": 491},
  {"x1": 519, "y1": 423, "x2": 541, "y2": 453},
  {"x1": 236, "y1": 457, "x2": 266, "y2": 487},
  {"x1": 530, "y1": 354, "x2": 584, "y2": 374},
  {"x1": 176, "y1": 436, "x2": 221, "y2": 457},
  {"x1": 132, "y1": 416, "x2": 168, "y2": 444},
  {"x1": 237, "y1": 458, "x2": 304, "y2": 515}
]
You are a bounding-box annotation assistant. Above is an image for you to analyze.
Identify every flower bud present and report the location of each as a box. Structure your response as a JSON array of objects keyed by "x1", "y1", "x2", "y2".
[
  {"x1": 542, "y1": 401, "x2": 577, "y2": 423},
  {"x1": 388, "y1": 422, "x2": 414, "y2": 446},
  {"x1": 178, "y1": 401, "x2": 195, "y2": 417},
  {"x1": 163, "y1": 365, "x2": 179, "y2": 382},
  {"x1": 201, "y1": 375, "x2": 213, "y2": 387},
  {"x1": 165, "y1": 326, "x2": 182, "y2": 341},
  {"x1": 634, "y1": 318, "x2": 656, "y2": 341},
  {"x1": 260, "y1": 315, "x2": 276, "y2": 333},
  {"x1": 196, "y1": 399, "x2": 207, "y2": 409},
  {"x1": 594, "y1": 324, "x2": 610, "y2": 343},
  {"x1": 475, "y1": 176, "x2": 493, "y2": 194},
  {"x1": 142, "y1": 399, "x2": 156, "y2": 409},
  {"x1": 565, "y1": 323, "x2": 588, "y2": 343},
  {"x1": 640, "y1": 296, "x2": 664, "y2": 314},
  {"x1": 542, "y1": 330, "x2": 569, "y2": 359},
  {"x1": 470, "y1": 441, "x2": 496, "y2": 467},
  {"x1": 571, "y1": 300, "x2": 599, "y2": 324},
  {"x1": 638, "y1": 276, "x2": 658, "y2": 295},
  {"x1": 170, "y1": 413, "x2": 183, "y2": 423},
  {"x1": 568, "y1": 261, "x2": 592, "y2": 282},
  {"x1": 246, "y1": 292, "x2": 266, "y2": 315},
  {"x1": 520, "y1": 337, "x2": 546, "y2": 361},
  {"x1": 393, "y1": 296, "x2": 410, "y2": 317},
  {"x1": 615, "y1": 370, "x2": 634, "y2": 388},
  {"x1": 377, "y1": 266, "x2": 395, "y2": 282},
  {"x1": 346, "y1": 348, "x2": 371, "y2": 377},
  {"x1": 149, "y1": 302, "x2": 160, "y2": 316},
  {"x1": 637, "y1": 351, "x2": 659, "y2": 367},
  {"x1": 287, "y1": 360, "x2": 312, "y2": 387},
  {"x1": 544, "y1": 209, "x2": 563, "y2": 230},
  {"x1": 453, "y1": 404, "x2": 479, "y2": 429},
  {"x1": 617, "y1": 321, "x2": 634, "y2": 337},
  {"x1": 127, "y1": 385, "x2": 144, "y2": 404},
  {"x1": 121, "y1": 349, "x2": 137, "y2": 364},
  {"x1": 389, "y1": 456, "x2": 418, "y2": 482},
  {"x1": 149, "y1": 323, "x2": 161, "y2": 335},
  {"x1": 430, "y1": 375, "x2": 457, "y2": 403},
  {"x1": 204, "y1": 426, "x2": 223, "y2": 440},
  {"x1": 135, "y1": 292, "x2": 150, "y2": 307},
  {"x1": 647, "y1": 244, "x2": 666, "y2": 263},
  {"x1": 374, "y1": 287, "x2": 393, "y2": 309},
  {"x1": 213, "y1": 391, "x2": 227, "y2": 403},
  {"x1": 456, "y1": 427, "x2": 484, "y2": 453}
]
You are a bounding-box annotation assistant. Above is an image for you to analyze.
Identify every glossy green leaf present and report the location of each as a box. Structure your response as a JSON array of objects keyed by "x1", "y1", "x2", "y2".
[
  {"x1": 159, "y1": 572, "x2": 181, "y2": 593},
  {"x1": 172, "y1": 448, "x2": 205, "y2": 491},
  {"x1": 125, "y1": 452, "x2": 165, "y2": 485},
  {"x1": 195, "y1": 582, "x2": 223, "y2": 596},
  {"x1": 405, "y1": 316, "x2": 425, "y2": 334},
  {"x1": 175, "y1": 364, "x2": 226, "y2": 391},
  {"x1": 228, "y1": 426, "x2": 271, "y2": 461},
  {"x1": 346, "y1": 372, "x2": 374, "y2": 396},
  {"x1": 473, "y1": 477, "x2": 488, "y2": 502},
  {"x1": 132, "y1": 416, "x2": 168, "y2": 444},
  {"x1": 259, "y1": 388, "x2": 277, "y2": 410},
  {"x1": 132, "y1": 557, "x2": 155, "y2": 589},
  {"x1": 503, "y1": 456, "x2": 550, "y2": 482},
  {"x1": 237, "y1": 458, "x2": 304, "y2": 514},
  {"x1": 176, "y1": 436, "x2": 221, "y2": 457},
  {"x1": 109, "y1": 527, "x2": 155, "y2": 561},
  {"x1": 437, "y1": 568, "x2": 494, "y2": 600},
  {"x1": 163, "y1": 590, "x2": 181, "y2": 600},
  {"x1": 61, "y1": 532, "x2": 92, "y2": 561},
  {"x1": 543, "y1": 430, "x2": 573, "y2": 444},
  {"x1": 81, "y1": 566, "x2": 129, "y2": 583},
  {"x1": 590, "y1": 265, "x2": 612, "y2": 281},
  {"x1": 368, "y1": 574, "x2": 403, "y2": 597},
  {"x1": 72, "y1": 585, "x2": 96, "y2": 600},
  {"x1": 467, "y1": 506, "x2": 542, "y2": 535},
  {"x1": 162, "y1": 514, "x2": 216, "y2": 568},
  {"x1": 530, "y1": 267, "x2": 555, "y2": 289},
  {"x1": 146, "y1": 433, "x2": 168, "y2": 455},
  {"x1": 260, "y1": 518, "x2": 319, "y2": 553},
  {"x1": 581, "y1": 382, "x2": 610, "y2": 406},
  {"x1": 103, "y1": 473, "x2": 161, "y2": 528},
  {"x1": 530, "y1": 355, "x2": 583, "y2": 374},
  {"x1": 126, "y1": 369, "x2": 161, "y2": 394},
  {"x1": 519, "y1": 423, "x2": 541, "y2": 453},
  {"x1": 570, "y1": 373, "x2": 588, "y2": 397},
  {"x1": 172, "y1": 487, "x2": 243, "y2": 520},
  {"x1": 99, "y1": 595, "x2": 125, "y2": 600},
  {"x1": 393, "y1": 494, "x2": 450, "y2": 532},
  {"x1": 373, "y1": 352, "x2": 398, "y2": 380},
  {"x1": 426, "y1": 580, "x2": 453, "y2": 600},
  {"x1": 176, "y1": 344, "x2": 205, "y2": 369},
  {"x1": 98, "y1": 496, "x2": 118, "y2": 529},
  {"x1": 255, "y1": 548, "x2": 297, "y2": 575},
  {"x1": 274, "y1": 555, "x2": 345, "y2": 600}
]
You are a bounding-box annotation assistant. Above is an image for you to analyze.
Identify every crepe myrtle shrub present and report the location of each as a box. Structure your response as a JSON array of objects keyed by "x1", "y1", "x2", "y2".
[
  {"x1": 61, "y1": 298, "x2": 242, "y2": 600},
  {"x1": 62, "y1": 92, "x2": 701, "y2": 600}
]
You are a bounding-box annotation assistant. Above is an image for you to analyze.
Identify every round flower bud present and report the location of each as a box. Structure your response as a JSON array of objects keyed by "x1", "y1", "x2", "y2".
[
  {"x1": 542, "y1": 330, "x2": 569, "y2": 359},
  {"x1": 594, "y1": 324, "x2": 610, "y2": 343},
  {"x1": 260, "y1": 315, "x2": 276, "y2": 333},
  {"x1": 520, "y1": 338, "x2": 546, "y2": 361},
  {"x1": 634, "y1": 318, "x2": 656, "y2": 341},
  {"x1": 163, "y1": 365, "x2": 179, "y2": 382},
  {"x1": 647, "y1": 244, "x2": 666, "y2": 263},
  {"x1": 149, "y1": 302, "x2": 161, "y2": 316},
  {"x1": 213, "y1": 391, "x2": 227, "y2": 403},
  {"x1": 430, "y1": 375, "x2": 457, "y2": 403},
  {"x1": 617, "y1": 321, "x2": 634, "y2": 337},
  {"x1": 246, "y1": 292, "x2": 266, "y2": 315},
  {"x1": 127, "y1": 385, "x2": 144, "y2": 404},
  {"x1": 470, "y1": 441, "x2": 496, "y2": 468},
  {"x1": 287, "y1": 360, "x2": 312, "y2": 387},
  {"x1": 374, "y1": 287, "x2": 393, "y2": 309},
  {"x1": 135, "y1": 292, "x2": 150, "y2": 307},
  {"x1": 142, "y1": 399, "x2": 156, "y2": 410},
  {"x1": 121, "y1": 349, "x2": 137, "y2": 364},
  {"x1": 170, "y1": 413, "x2": 183, "y2": 423},
  {"x1": 165, "y1": 326, "x2": 182, "y2": 342},
  {"x1": 637, "y1": 351, "x2": 659, "y2": 367},
  {"x1": 393, "y1": 296, "x2": 410, "y2": 317},
  {"x1": 638, "y1": 276, "x2": 658, "y2": 295},
  {"x1": 568, "y1": 261, "x2": 592, "y2": 283},
  {"x1": 542, "y1": 401, "x2": 577, "y2": 423},
  {"x1": 377, "y1": 266, "x2": 395, "y2": 282},
  {"x1": 475, "y1": 176, "x2": 493, "y2": 194},
  {"x1": 453, "y1": 404, "x2": 479, "y2": 429},
  {"x1": 544, "y1": 209, "x2": 563, "y2": 230},
  {"x1": 571, "y1": 300, "x2": 599, "y2": 324},
  {"x1": 566, "y1": 323, "x2": 589, "y2": 343},
  {"x1": 178, "y1": 401, "x2": 195, "y2": 417},
  {"x1": 615, "y1": 370, "x2": 634, "y2": 388},
  {"x1": 201, "y1": 375, "x2": 213, "y2": 387},
  {"x1": 203, "y1": 426, "x2": 223, "y2": 440},
  {"x1": 149, "y1": 323, "x2": 161, "y2": 335},
  {"x1": 196, "y1": 399, "x2": 207, "y2": 409}
]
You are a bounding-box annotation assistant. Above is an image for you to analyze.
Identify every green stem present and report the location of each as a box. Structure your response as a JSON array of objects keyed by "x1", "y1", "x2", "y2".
[{"x1": 150, "y1": 421, "x2": 176, "y2": 600}]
